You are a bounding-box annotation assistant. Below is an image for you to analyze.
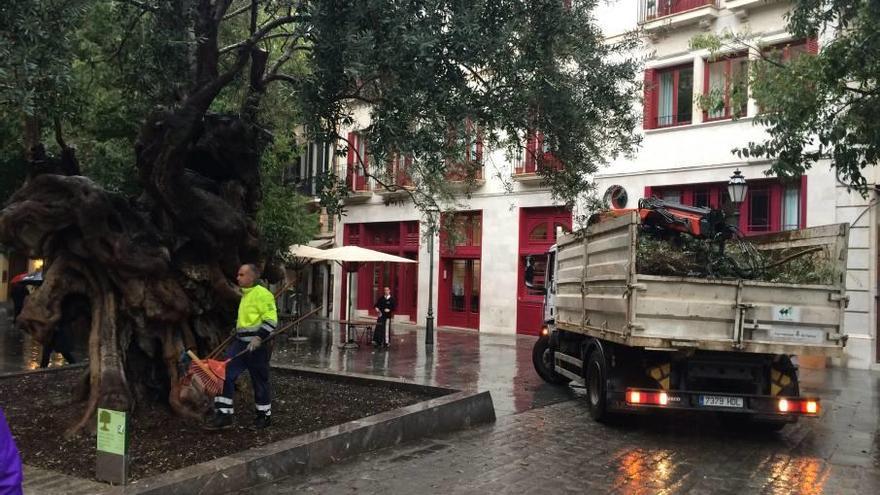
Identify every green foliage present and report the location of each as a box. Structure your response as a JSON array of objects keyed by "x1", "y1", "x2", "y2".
[
  {"x1": 301, "y1": 0, "x2": 642, "y2": 212},
  {"x1": 259, "y1": 131, "x2": 319, "y2": 264},
  {"x1": 2, "y1": 0, "x2": 642, "y2": 261}
]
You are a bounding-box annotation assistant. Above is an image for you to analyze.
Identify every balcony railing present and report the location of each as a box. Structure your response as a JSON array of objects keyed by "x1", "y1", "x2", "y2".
[{"x1": 639, "y1": 0, "x2": 718, "y2": 23}]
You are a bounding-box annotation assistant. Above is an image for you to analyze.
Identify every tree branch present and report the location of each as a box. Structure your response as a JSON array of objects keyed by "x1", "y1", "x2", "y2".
[
  {"x1": 117, "y1": 0, "x2": 159, "y2": 13},
  {"x1": 223, "y1": 2, "x2": 252, "y2": 20}
]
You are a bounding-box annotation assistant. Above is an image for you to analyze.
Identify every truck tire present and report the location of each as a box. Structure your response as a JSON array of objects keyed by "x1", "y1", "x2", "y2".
[
  {"x1": 585, "y1": 348, "x2": 609, "y2": 422},
  {"x1": 532, "y1": 336, "x2": 571, "y2": 385}
]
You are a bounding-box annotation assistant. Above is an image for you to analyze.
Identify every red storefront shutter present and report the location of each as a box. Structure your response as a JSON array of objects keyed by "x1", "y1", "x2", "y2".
[
  {"x1": 643, "y1": 69, "x2": 657, "y2": 130},
  {"x1": 806, "y1": 37, "x2": 819, "y2": 54}
]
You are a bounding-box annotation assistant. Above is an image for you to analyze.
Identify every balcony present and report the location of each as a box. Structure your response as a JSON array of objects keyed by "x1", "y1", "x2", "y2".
[
  {"x1": 376, "y1": 157, "x2": 416, "y2": 199},
  {"x1": 639, "y1": 0, "x2": 719, "y2": 32},
  {"x1": 725, "y1": 0, "x2": 782, "y2": 17},
  {"x1": 344, "y1": 172, "x2": 372, "y2": 203},
  {"x1": 512, "y1": 153, "x2": 563, "y2": 185},
  {"x1": 445, "y1": 162, "x2": 485, "y2": 189}
]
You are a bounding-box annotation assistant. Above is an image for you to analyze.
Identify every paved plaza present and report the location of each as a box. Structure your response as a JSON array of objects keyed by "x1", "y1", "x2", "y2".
[
  {"x1": 255, "y1": 321, "x2": 880, "y2": 494},
  {"x1": 2, "y1": 316, "x2": 879, "y2": 494}
]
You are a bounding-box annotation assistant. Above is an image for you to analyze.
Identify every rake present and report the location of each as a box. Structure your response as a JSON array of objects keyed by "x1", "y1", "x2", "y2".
[
  {"x1": 180, "y1": 281, "x2": 292, "y2": 390},
  {"x1": 185, "y1": 305, "x2": 323, "y2": 397}
]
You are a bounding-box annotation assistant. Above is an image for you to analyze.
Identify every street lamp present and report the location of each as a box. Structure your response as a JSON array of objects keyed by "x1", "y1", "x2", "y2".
[
  {"x1": 726, "y1": 168, "x2": 748, "y2": 229},
  {"x1": 424, "y1": 209, "x2": 439, "y2": 347},
  {"x1": 727, "y1": 168, "x2": 748, "y2": 206}
]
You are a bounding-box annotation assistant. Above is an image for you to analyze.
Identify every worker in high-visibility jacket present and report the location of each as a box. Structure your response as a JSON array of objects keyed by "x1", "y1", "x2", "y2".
[{"x1": 205, "y1": 263, "x2": 277, "y2": 431}]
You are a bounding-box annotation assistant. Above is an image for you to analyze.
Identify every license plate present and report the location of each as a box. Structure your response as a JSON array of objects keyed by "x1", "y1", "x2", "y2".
[{"x1": 699, "y1": 395, "x2": 744, "y2": 408}]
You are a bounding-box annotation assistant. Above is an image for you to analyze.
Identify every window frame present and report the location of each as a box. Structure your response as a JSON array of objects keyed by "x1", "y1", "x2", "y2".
[
  {"x1": 655, "y1": 63, "x2": 694, "y2": 128},
  {"x1": 703, "y1": 52, "x2": 749, "y2": 122}
]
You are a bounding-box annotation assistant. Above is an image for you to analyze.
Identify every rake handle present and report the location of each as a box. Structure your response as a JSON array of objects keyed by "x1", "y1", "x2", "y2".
[
  {"x1": 204, "y1": 281, "x2": 296, "y2": 360},
  {"x1": 231, "y1": 305, "x2": 323, "y2": 360},
  {"x1": 187, "y1": 350, "x2": 220, "y2": 380}
]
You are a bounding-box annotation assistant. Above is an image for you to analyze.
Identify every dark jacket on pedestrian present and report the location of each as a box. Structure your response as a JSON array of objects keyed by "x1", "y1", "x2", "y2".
[{"x1": 374, "y1": 294, "x2": 396, "y2": 320}]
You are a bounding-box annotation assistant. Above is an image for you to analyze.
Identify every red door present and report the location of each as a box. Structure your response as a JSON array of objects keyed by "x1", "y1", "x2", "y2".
[
  {"x1": 516, "y1": 207, "x2": 572, "y2": 335},
  {"x1": 439, "y1": 258, "x2": 481, "y2": 329}
]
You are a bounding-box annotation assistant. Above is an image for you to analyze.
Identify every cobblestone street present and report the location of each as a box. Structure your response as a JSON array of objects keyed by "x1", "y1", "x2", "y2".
[{"x1": 254, "y1": 324, "x2": 880, "y2": 494}]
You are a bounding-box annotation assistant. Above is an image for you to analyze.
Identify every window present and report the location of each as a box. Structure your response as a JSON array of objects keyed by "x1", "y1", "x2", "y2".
[
  {"x1": 446, "y1": 120, "x2": 483, "y2": 181},
  {"x1": 518, "y1": 131, "x2": 563, "y2": 174},
  {"x1": 648, "y1": 177, "x2": 806, "y2": 235},
  {"x1": 747, "y1": 187, "x2": 771, "y2": 232},
  {"x1": 704, "y1": 54, "x2": 748, "y2": 120},
  {"x1": 658, "y1": 65, "x2": 693, "y2": 127},
  {"x1": 645, "y1": 64, "x2": 693, "y2": 129},
  {"x1": 782, "y1": 185, "x2": 801, "y2": 231},
  {"x1": 386, "y1": 153, "x2": 413, "y2": 187},
  {"x1": 297, "y1": 141, "x2": 333, "y2": 196},
  {"x1": 693, "y1": 188, "x2": 710, "y2": 208},
  {"x1": 763, "y1": 39, "x2": 817, "y2": 63},
  {"x1": 346, "y1": 132, "x2": 370, "y2": 192},
  {"x1": 441, "y1": 211, "x2": 483, "y2": 251}
]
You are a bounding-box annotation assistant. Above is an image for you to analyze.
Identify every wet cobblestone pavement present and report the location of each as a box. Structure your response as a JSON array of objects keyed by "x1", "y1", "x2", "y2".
[
  {"x1": 259, "y1": 321, "x2": 880, "y2": 494},
  {"x1": 3, "y1": 315, "x2": 879, "y2": 494}
]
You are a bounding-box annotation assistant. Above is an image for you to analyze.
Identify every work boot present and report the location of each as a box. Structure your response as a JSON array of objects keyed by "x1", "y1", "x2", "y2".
[
  {"x1": 253, "y1": 413, "x2": 271, "y2": 430},
  {"x1": 203, "y1": 412, "x2": 233, "y2": 431}
]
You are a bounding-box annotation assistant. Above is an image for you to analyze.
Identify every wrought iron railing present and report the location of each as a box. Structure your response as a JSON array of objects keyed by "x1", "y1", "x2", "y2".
[{"x1": 638, "y1": 0, "x2": 718, "y2": 23}]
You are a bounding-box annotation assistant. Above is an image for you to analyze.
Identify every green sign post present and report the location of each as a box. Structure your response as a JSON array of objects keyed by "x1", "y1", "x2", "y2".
[{"x1": 96, "y1": 408, "x2": 129, "y2": 484}]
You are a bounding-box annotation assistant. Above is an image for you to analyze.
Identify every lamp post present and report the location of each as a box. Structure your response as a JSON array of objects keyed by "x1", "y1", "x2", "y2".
[
  {"x1": 727, "y1": 168, "x2": 749, "y2": 223},
  {"x1": 425, "y1": 210, "x2": 438, "y2": 346}
]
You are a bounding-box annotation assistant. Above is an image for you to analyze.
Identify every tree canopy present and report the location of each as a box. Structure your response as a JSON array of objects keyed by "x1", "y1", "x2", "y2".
[{"x1": 0, "y1": 0, "x2": 641, "y2": 432}]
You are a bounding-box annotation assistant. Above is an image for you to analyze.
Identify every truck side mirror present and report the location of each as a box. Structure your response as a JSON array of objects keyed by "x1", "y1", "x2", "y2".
[{"x1": 524, "y1": 256, "x2": 546, "y2": 295}]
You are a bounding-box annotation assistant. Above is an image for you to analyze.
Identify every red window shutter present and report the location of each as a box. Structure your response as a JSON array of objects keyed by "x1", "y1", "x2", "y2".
[
  {"x1": 346, "y1": 132, "x2": 357, "y2": 188},
  {"x1": 806, "y1": 37, "x2": 819, "y2": 54},
  {"x1": 563, "y1": 0, "x2": 572, "y2": 11},
  {"x1": 643, "y1": 69, "x2": 657, "y2": 130},
  {"x1": 525, "y1": 132, "x2": 538, "y2": 173},
  {"x1": 360, "y1": 135, "x2": 369, "y2": 190}
]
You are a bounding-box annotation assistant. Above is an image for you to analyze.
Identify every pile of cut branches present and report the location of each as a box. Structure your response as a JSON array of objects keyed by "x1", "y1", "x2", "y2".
[{"x1": 636, "y1": 232, "x2": 837, "y2": 285}]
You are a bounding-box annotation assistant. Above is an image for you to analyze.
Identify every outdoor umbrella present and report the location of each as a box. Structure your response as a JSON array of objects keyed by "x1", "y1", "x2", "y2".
[
  {"x1": 288, "y1": 244, "x2": 327, "y2": 259},
  {"x1": 308, "y1": 245, "x2": 417, "y2": 326}
]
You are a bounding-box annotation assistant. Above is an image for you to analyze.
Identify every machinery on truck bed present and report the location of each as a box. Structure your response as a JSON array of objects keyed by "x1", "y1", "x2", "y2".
[{"x1": 527, "y1": 202, "x2": 848, "y2": 429}]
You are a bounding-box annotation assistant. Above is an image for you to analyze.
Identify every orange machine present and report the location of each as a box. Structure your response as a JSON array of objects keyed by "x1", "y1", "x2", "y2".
[{"x1": 592, "y1": 198, "x2": 733, "y2": 240}]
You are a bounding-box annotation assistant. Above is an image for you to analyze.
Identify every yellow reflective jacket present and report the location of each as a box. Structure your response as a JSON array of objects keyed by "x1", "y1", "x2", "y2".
[{"x1": 236, "y1": 285, "x2": 277, "y2": 342}]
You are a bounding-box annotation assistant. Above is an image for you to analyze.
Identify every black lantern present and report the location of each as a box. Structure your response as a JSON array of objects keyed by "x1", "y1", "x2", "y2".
[{"x1": 727, "y1": 169, "x2": 748, "y2": 207}]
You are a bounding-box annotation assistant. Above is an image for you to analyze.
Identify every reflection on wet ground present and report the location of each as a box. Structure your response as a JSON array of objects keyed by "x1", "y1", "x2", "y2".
[
  {"x1": 270, "y1": 319, "x2": 577, "y2": 417},
  {"x1": 249, "y1": 354, "x2": 880, "y2": 494}
]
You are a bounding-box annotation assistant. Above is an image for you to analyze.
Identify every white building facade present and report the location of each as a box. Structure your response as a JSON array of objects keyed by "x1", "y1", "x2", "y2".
[
  {"x1": 595, "y1": 0, "x2": 879, "y2": 369},
  {"x1": 301, "y1": 0, "x2": 878, "y2": 369}
]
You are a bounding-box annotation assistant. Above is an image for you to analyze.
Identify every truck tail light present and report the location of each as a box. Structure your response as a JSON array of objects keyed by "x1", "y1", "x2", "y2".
[
  {"x1": 626, "y1": 389, "x2": 668, "y2": 407},
  {"x1": 777, "y1": 398, "x2": 820, "y2": 415},
  {"x1": 777, "y1": 399, "x2": 789, "y2": 412}
]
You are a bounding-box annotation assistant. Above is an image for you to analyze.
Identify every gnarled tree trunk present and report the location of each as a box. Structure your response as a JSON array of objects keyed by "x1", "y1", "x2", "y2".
[{"x1": 0, "y1": 0, "x2": 278, "y2": 435}]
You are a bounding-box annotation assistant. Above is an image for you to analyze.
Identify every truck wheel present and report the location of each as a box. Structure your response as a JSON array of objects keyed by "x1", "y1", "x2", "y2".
[
  {"x1": 532, "y1": 336, "x2": 570, "y2": 385},
  {"x1": 585, "y1": 348, "x2": 608, "y2": 422}
]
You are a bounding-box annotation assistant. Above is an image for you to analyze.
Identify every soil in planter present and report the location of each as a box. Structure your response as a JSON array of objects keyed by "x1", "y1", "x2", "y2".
[{"x1": 0, "y1": 367, "x2": 444, "y2": 481}]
